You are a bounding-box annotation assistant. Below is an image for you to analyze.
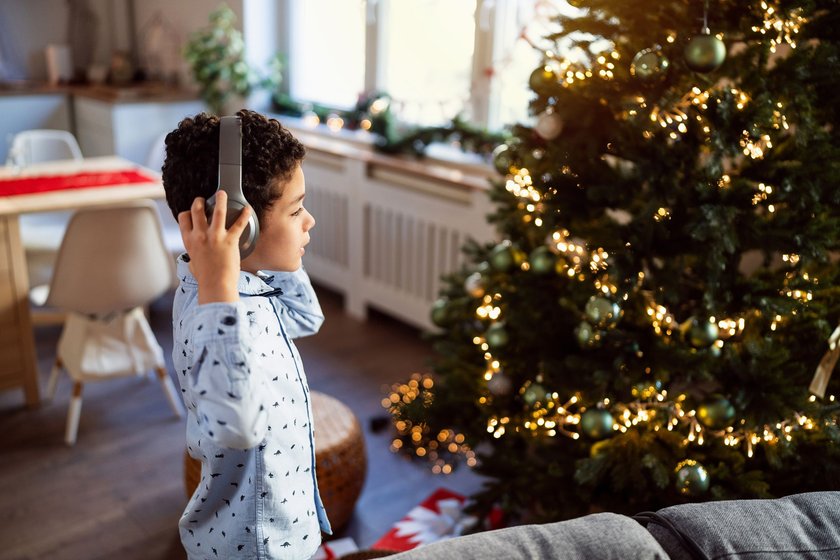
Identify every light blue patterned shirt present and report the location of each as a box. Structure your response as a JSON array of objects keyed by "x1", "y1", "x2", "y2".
[{"x1": 172, "y1": 254, "x2": 332, "y2": 560}]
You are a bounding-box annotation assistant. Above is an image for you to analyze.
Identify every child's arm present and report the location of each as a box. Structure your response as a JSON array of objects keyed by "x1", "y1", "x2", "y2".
[
  {"x1": 269, "y1": 267, "x2": 324, "y2": 339},
  {"x1": 177, "y1": 193, "x2": 269, "y2": 450}
]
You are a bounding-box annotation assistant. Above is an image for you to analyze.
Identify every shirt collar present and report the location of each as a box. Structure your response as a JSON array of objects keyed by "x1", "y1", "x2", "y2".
[{"x1": 176, "y1": 253, "x2": 279, "y2": 296}]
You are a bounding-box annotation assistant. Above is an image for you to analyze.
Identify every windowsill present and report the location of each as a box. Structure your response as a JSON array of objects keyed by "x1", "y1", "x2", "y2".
[{"x1": 270, "y1": 112, "x2": 499, "y2": 192}]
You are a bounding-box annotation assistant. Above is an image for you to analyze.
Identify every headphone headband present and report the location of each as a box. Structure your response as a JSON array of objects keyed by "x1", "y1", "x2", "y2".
[{"x1": 218, "y1": 116, "x2": 244, "y2": 202}]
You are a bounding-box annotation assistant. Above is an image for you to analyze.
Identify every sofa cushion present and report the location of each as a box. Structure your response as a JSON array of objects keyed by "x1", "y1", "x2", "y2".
[
  {"x1": 644, "y1": 491, "x2": 840, "y2": 559},
  {"x1": 385, "y1": 512, "x2": 668, "y2": 559}
]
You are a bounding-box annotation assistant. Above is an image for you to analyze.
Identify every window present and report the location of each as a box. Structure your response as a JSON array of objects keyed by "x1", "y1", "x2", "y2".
[
  {"x1": 274, "y1": 0, "x2": 583, "y2": 131},
  {"x1": 288, "y1": 0, "x2": 366, "y2": 108},
  {"x1": 379, "y1": 0, "x2": 477, "y2": 126}
]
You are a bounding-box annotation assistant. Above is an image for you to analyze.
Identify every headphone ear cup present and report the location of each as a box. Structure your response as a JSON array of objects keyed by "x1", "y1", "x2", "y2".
[{"x1": 203, "y1": 195, "x2": 260, "y2": 260}]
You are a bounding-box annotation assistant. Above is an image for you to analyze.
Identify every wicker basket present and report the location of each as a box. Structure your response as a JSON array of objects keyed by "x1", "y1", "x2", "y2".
[{"x1": 183, "y1": 390, "x2": 367, "y2": 530}]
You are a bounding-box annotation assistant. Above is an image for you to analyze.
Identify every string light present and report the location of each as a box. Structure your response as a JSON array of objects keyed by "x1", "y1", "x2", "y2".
[{"x1": 752, "y1": 1, "x2": 807, "y2": 53}]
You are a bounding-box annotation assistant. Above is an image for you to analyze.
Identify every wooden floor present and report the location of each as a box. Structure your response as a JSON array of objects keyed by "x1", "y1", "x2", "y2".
[{"x1": 0, "y1": 286, "x2": 485, "y2": 560}]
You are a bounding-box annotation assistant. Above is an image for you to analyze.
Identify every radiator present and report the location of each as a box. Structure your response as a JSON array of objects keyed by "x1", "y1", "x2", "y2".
[{"x1": 301, "y1": 151, "x2": 495, "y2": 332}]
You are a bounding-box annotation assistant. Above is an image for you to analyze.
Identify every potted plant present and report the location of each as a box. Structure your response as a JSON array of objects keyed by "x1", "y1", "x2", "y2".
[{"x1": 184, "y1": 4, "x2": 281, "y2": 115}]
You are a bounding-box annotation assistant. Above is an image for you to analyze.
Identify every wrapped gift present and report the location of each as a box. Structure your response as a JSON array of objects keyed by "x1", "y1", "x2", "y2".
[
  {"x1": 313, "y1": 537, "x2": 359, "y2": 560},
  {"x1": 372, "y1": 488, "x2": 476, "y2": 552}
]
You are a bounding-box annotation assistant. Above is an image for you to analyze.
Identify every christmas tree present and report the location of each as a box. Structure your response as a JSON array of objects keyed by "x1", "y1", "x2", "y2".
[{"x1": 385, "y1": 0, "x2": 840, "y2": 524}]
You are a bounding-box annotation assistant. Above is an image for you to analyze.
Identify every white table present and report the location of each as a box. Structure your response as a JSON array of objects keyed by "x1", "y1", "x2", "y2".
[{"x1": 0, "y1": 156, "x2": 164, "y2": 407}]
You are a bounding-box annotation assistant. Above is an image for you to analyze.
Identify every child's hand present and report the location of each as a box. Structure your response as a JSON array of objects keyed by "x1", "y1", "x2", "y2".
[{"x1": 178, "y1": 191, "x2": 251, "y2": 304}]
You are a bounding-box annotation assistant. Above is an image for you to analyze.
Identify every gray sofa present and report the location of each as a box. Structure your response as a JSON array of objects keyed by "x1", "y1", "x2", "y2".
[{"x1": 383, "y1": 492, "x2": 840, "y2": 559}]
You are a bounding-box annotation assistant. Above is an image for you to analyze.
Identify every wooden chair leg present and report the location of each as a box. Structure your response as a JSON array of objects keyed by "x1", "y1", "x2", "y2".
[
  {"x1": 65, "y1": 382, "x2": 83, "y2": 446},
  {"x1": 156, "y1": 367, "x2": 184, "y2": 418},
  {"x1": 46, "y1": 357, "x2": 63, "y2": 400}
]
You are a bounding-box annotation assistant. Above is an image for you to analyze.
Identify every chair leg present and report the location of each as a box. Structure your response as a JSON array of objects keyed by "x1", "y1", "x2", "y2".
[
  {"x1": 46, "y1": 358, "x2": 64, "y2": 401},
  {"x1": 65, "y1": 382, "x2": 83, "y2": 446},
  {"x1": 156, "y1": 367, "x2": 184, "y2": 418}
]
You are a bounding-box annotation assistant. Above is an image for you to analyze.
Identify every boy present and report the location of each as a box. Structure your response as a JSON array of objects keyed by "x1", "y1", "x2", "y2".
[{"x1": 162, "y1": 110, "x2": 331, "y2": 559}]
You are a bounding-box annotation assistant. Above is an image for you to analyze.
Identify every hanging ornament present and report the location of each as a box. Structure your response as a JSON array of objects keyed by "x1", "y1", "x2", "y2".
[
  {"x1": 464, "y1": 272, "x2": 486, "y2": 298},
  {"x1": 575, "y1": 321, "x2": 600, "y2": 348},
  {"x1": 529, "y1": 64, "x2": 558, "y2": 95},
  {"x1": 584, "y1": 296, "x2": 622, "y2": 327},
  {"x1": 534, "y1": 109, "x2": 564, "y2": 140},
  {"x1": 487, "y1": 372, "x2": 513, "y2": 396},
  {"x1": 630, "y1": 46, "x2": 669, "y2": 81},
  {"x1": 687, "y1": 317, "x2": 719, "y2": 348},
  {"x1": 520, "y1": 381, "x2": 547, "y2": 406},
  {"x1": 697, "y1": 394, "x2": 736, "y2": 429},
  {"x1": 485, "y1": 322, "x2": 509, "y2": 349},
  {"x1": 529, "y1": 246, "x2": 556, "y2": 275},
  {"x1": 675, "y1": 460, "x2": 710, "y2": 496},
  {"x1": 430, "y1": 298, "x2": 450, "y2": 327},
  {"x1": 492, "y1": 143, "x2": 515, "y2": 175},
  {"x1": 580, "y1": 408, "x2": 614, "y2": 439},
  {"x1": 489, "y1": 241, "x2": 515, "y2": 271},
  {"x1": 684, "y1": 1, "x2": 726, "y2": 73}
]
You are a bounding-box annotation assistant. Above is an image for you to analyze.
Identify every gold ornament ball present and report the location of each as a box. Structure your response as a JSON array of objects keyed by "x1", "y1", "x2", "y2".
[
  {"x1": 580, "y1": 409, "x2": 614, "y2": 439},
  {"x1": 697, "y1": 394, "x2": 735, "y2": 429},
  {"x1": 630, "y1": 47, "x2": 669, "y2": 80},
  {"x1": 684, "y1": 33, "x2": 726, "y2": 73},
  {"x1": 675, "y1": 461, "x2": 710, "y2": 496},
  {"x1": 529, "y1": 64, "x2": 558, "y2": 94}
]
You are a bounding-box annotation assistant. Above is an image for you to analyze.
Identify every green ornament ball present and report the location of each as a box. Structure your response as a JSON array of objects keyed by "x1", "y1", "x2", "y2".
[
  {"x1": 529, "y1": 64, "x2": 557, "y2": 94},
  {"x1": 688, "y1": 318, "x2": 719, "y2": 348},
  {"x1": 575, "y1": 321, "x2": 600, "y2": 348},
  {"x1": 584, "y1": 296, "x2": 621, "y2": 327},
  {"x1": 485, "y1": 322, "x2": 509, "y2": 349},
  {"x1": 697, "y1": 395, "x2": 736, "y2": 429},
  {"x1": 580, "y1": 409, "x2": 614, "y2": 439},
  {"x1": 492, "y1": 143, "x2": 515, "y2": 175},
  {"x1": 464, "y1": 271, "x2": 486, "y2": 298},
  {"x1": 490, "y1": 242, "x2": 516, "y2": 271},
  {"x1": 684, "y1": 32, "x2": 726, "y2": 73},
  {"x1": 521, "y1": 382, "x2": 547, "y2": 406},
  {"x1": 529, "y1": 246, "x2": 556, "y2": 274},
  {"x1": 430, "y1": 298, "x2": 449, "y2": 327},
  {"x1": 675, "y1": 461, "x2": 710, "y2": 496},
  {"x1": 630, "y1": 47, "x2": 669, "y2": 80}
]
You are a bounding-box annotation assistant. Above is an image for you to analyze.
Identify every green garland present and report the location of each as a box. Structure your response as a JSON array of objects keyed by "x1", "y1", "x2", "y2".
[{"x1": 271, "y1": 91, "x2": 508, "y2": 158}]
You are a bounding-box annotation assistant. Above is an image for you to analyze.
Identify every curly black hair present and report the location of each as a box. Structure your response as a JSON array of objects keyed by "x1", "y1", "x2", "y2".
[{"x1": 162, "y1": 109, "x2": 305, "y2": 224}]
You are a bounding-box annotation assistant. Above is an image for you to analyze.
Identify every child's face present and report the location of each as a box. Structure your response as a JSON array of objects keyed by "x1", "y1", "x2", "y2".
[{"x1": 241, "y1": 164, "x2": 315, "y2": 273}]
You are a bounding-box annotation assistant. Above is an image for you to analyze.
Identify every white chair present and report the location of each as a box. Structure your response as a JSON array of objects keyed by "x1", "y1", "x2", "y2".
[
  {"x1": 8, "y1": 130, "x2": 83, "y2": 302},
  {"x1": 145, "y1": 130, "x2": 186, "y2": 258},
  {"x1": 6, "y1": 129, "x2": 83, "y2": 165},
  {"x1": 42, "y1": 200, "x2": 184, "y2": 445}
]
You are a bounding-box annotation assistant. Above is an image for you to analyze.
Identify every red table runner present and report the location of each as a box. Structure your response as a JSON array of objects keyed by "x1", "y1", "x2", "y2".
[{"x1": 0, "y1": 170, "x2": 158, "y2": 197}]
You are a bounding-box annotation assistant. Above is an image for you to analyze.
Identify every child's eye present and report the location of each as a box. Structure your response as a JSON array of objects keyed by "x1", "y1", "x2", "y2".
[{"x1": 291, "y1": 207, "x2": 304, "y2": 217}]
